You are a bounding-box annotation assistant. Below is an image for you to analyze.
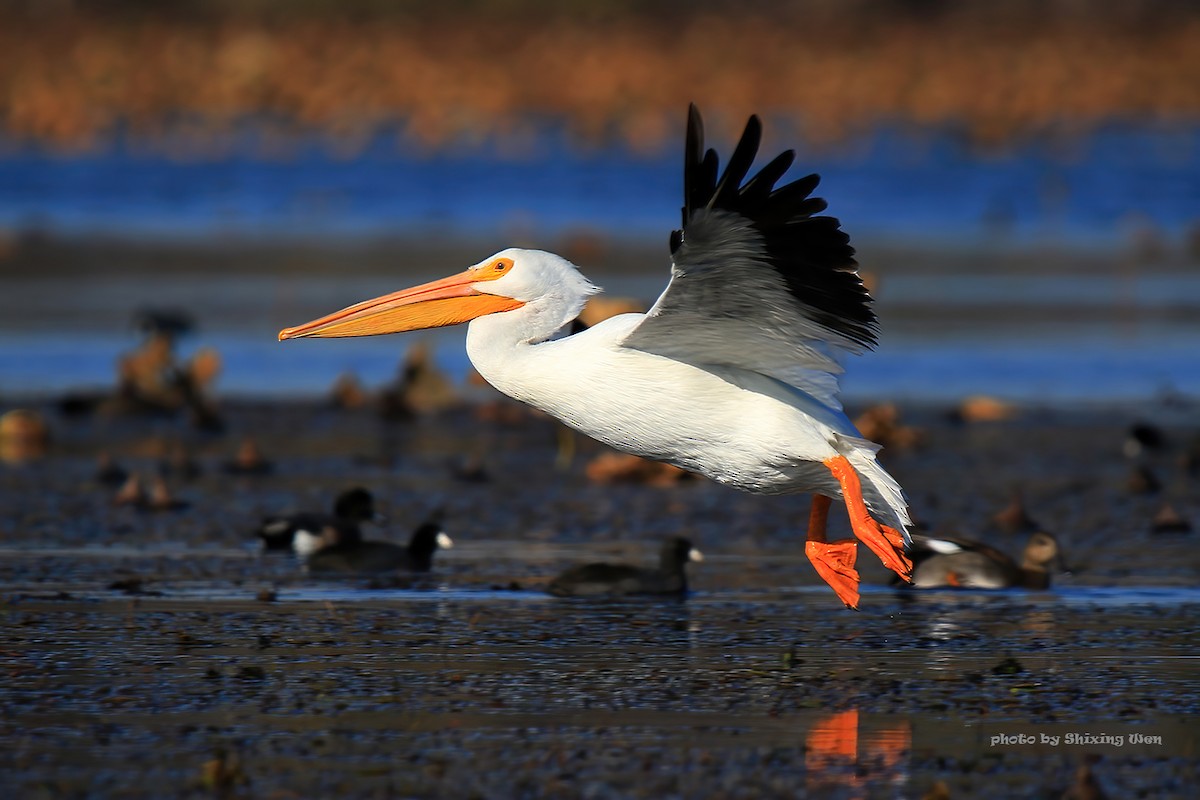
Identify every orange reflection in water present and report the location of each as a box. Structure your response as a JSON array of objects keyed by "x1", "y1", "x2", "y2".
[{"x1": 806, "y1": 709, "x2": 911, "y2": 798}]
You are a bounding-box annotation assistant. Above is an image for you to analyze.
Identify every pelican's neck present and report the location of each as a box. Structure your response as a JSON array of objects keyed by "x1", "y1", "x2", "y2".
[
  {"x1": 465, "y1": 296, "x2": 590, "y2": 405},
  {"x1": 464, "y1": 256, "x2": 597, "y2": 375}
]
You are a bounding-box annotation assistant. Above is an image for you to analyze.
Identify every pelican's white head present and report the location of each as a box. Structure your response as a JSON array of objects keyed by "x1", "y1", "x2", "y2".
[
  {"x1": 278, "y1": 247, "x2": 597, "y2": 343},
  {"x1": 469, "y1": 248, "x2": 599, "y2": 341}
]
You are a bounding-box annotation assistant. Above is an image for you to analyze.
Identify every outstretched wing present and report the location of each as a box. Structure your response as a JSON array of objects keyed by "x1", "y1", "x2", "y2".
[{"x1": 620, "y1": 104, "x2": 877, "y2": 408}]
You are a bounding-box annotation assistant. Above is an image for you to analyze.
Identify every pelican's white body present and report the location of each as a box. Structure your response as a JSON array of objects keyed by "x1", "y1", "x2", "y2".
[
  {"x1": 279, "y1": 107, "x2": 917, "y2": 603},
  {"x1": 464, "y1": 250, "x2": 910, "y2": 533}
]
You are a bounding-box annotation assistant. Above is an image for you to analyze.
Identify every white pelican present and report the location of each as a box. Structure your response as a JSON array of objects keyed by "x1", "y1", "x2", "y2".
[{"x1": 280, "y1": 105, "x2": 913, "y2": 608}]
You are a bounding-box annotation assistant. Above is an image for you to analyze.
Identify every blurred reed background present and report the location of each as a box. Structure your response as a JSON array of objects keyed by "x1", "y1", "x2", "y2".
[
  {"x1": 1, "y1": 0, "x2": 1198, "y2": 402},
  {"x1": 4, "y1": 0, "x2": 1199, "y2": 149}
]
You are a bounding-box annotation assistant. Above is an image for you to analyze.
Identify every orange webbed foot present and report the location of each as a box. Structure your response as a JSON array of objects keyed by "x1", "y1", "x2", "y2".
[
  {"x1": 822, "y1": 456, "x2": 913, "y2": 584},
  {"x1": 860, "y1": 522, "x2": 913, "y2": 582},
  {"x1": 806, "y1": 539, "x2": 860, "y2": 609}
]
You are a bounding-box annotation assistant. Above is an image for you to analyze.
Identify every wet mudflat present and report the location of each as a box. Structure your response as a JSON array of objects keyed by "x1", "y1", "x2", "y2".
[{"x1": 1, "y1": 399, "x2": 1198, "y2": 798}]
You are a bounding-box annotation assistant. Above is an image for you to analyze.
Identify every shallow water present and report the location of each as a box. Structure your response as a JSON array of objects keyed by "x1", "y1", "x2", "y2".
[
  {"x1": 3, "y1": 245, "x2": 1200, "y2": 403},
  {"x1": 4, "y1": 123, "x2": 1200, "y2": 405},
  {"x1": 1, "y1": 400, "x2": 1198, "y2": 797},
  {"x1": 2, "y1": 123, "x2": 1197, "y2": 243}
]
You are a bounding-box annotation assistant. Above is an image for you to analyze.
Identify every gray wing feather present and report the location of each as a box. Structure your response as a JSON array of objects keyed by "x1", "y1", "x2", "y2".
[{"x1": 620, "y1": 106, "x2": 876, "y2": 410}]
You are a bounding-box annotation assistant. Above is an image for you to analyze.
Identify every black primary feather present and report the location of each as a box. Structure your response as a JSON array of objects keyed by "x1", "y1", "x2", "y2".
[{"x1": 673, "y1": 105, "x2": 877, "y2": 349}]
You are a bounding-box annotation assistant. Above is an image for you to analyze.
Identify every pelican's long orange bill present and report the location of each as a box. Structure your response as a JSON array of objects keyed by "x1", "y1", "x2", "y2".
[{"x1": 278, "y1": 269, "x2": 525, "y2": 341}]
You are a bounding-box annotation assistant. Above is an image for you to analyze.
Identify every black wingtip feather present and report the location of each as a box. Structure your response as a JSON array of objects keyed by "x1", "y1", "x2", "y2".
[
  {"x1": 740, "y1": 149, "x2": 795, "y2": 205},
  {"x1": 676, "y1": 106, "x2": 877, "y2": 349},
  {"x1": 710, "y1": 115, "x2": 761, "y2": 210}
]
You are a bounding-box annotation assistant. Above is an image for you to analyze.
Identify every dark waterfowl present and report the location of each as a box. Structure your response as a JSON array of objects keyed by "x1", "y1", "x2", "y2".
[
  {"x1": 1123, "y1": 422, "x2": 1166, "y2": 460},
  {"x1": 298, "y1": 518, "x2": 453, "y2": 574},
  {"x1": 907, "y1": 531, "x2": 1066, "y2": 589},
  {"x1": 547, "y1": 537, "x2": 704, "y2": 597},
  {"x1": 93, "y1": 451, "x2": 129, "y2": 486},
  {"x1": 256, "y1": 487, "x2": 377, "y2": 551}
]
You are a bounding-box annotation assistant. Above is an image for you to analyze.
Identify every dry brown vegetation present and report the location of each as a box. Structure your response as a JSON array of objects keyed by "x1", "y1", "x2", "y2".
[{"x1": 2, "y1": 2, "x2": 1198, "y2": 152}]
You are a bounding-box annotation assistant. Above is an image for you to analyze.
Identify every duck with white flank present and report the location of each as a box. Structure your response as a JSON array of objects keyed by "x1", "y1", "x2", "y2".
[
  {"x1": 907, "y1": 531, "x2": 1067, "y2": 590},
  {"x1": 296, "y1": 518, "x2": 454, "y2": 574},
  {"x1": 257, "y1": 487, "x2": 378, "y2": 551},
  {"x1": 281, "y1": 106, "x2": 913, "y2": 607}
]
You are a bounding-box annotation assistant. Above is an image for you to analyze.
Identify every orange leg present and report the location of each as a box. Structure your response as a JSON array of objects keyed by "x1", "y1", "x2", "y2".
[
  {"x1": 805, "y1": 493, "x2": 861, "y2": 609},
  {"x1": 824, "y1": 455, "x2": 913, "y2": 582}
]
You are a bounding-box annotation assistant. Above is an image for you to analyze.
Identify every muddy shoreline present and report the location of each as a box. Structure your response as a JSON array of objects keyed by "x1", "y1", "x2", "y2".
[{"x1": 1, "y1": 397, "x2": 1198, "y2": 797}]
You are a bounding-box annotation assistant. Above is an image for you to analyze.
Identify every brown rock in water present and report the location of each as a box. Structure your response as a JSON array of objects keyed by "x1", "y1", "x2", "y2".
[
  {"x1": 186, "y1": 347, "x2": 221, "y2": 388},
  {"x1": 1151, "y1": 504, "x2": 1192, "y2": 534},
  {"x1": 112, "y1": 472, "x2": 188, "y2": 512},
  {"x1": 1125, "y1": 465, "x2": 1160, "y2": 495},
  {"x1": 114, "y1": 333, "x2": 177, "y2": 411},
  {"x1": 1061, "y1": 763, "x2": 1108, "y2": 800},
  {"x1": 953, "y1": 395, "x2": 1017, "y2": 423},
  {"x1": 330, "y1": 372, "x2": 370, "y2": 410},
  {"x1": 380, "y1": 342, "x2": 459, "y2": 418},
  {"x1": 145, "y1": 475, "x2": 189, "y2": 512},
  {"x1": 585, "y1": 452, "x2": 695, "y2": 486},
  {"x1": 921, "y1": 781, "x2": 952, "y2": 800},
  {"x1": 559, "y1": 229, "x2": 608, "y2": 265},
  {"x1": 577, "y1": 296, "x2": 644, "y2": 328},
  {"x1": 113, "y1": 474, "x2": 146, "y2": 507},
  {"x1": 475, "y1": 398, "x2": 532, "y2": 425},
  {"x1": 854, "y1": 403, "x2": 923, "y2": 450},
  {"x1": 109, "y1": 332, "x2": 224, "y2": 430},
  {"x1": 199, "y1": 749, "x2": 245, "y2": 792},
  {"x1": 0, "y1": 408, "x2": 51, "y2": 462},
  {"x1": 223, "y1": 437, "x2": 272, "y2": 476}
]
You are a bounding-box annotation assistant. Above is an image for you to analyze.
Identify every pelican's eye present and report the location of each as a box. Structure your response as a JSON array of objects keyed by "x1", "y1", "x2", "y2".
[{"x1": 474, "y1": 257, "x2": 514, "y2": 282}]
